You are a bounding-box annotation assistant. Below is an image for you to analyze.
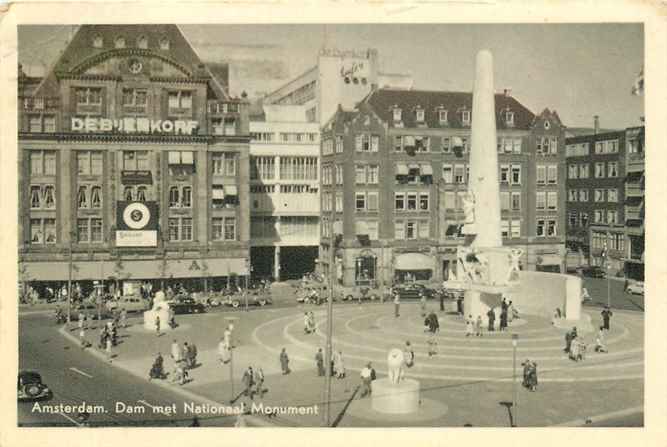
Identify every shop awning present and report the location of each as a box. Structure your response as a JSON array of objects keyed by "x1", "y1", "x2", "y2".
[
  {"x1": 355, "y1": 221, "x2": 368, "y2": 235},
  {"x1": 625, "y1": 196, "x2": 644, "y2": 207},
  {"x1": 212, "y1": 186, "x2": 225, "y2": 200},
  {"x1": 181, "y1": 151, "x2": 194, "y2": 165},
  {"x1": 21, "y1": 262, "x2": 70, "y2": 281},
  {"x1": 225, "y1": 185, "x2": 238, "y2": 196},
  {"x1": 394, "y1": 253, "x2": 435, "y2": 271},
  {"x1": 408, "y1": 163, "x2": 420, "y2": 171},
  {"x1": 396, "y1": 163, "x2": 409, "y2": 176},
  {"x1": 420, "y1": 164, "x2": 433, "y2": 175},
  {"x1": 625, "y1": 171, "x2": 644, "y2": 183}
]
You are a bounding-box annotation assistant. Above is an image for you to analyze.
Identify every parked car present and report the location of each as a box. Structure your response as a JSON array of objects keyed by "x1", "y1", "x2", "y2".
[
  {"x1": 393, "y1": 282, "x2": 438, "y2": 300},
  {"x1": 166, "y1": 298, "x2": 206, "y2": 315},
  {"x1": 73, "y1": 302, "x2": 113, "y2": 320},
  {"x1": 18, "y1": 370, "x2": 52, "y2": 401},
  {"x1": 580, "y1": 266, "x2": 607, "y2": 278},
  {"x1": 625, "y1": 281, "x2": 644, "y2": 295}
]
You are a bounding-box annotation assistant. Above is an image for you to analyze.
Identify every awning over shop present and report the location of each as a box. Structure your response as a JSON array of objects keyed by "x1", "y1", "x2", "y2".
[
  {"x1": 625, "y1": 196, "x2": 644, "y2": 206},
  {"x1": 625, "y1": 171, "x2": 644, "y2": 183},
  {"x1": 420, "y1": 164, "x2": 433, "y2": 175},
  {"x1": 225, "y1": 185, "x2": 238, "y2": 196},
  {"x1": 536, "y1": 254, "x2": 561, "y2": 266},
  {"x1": 395, "y1": 163, "x2": 409, "y2": 176},
  {"x1": 212, "y1": 186, "x2": 225, "y2": 199},
  {"x1": 394, "y1": 252, "x2": 435, "y2": 271},
  {"x1": 408, "y1": 163, "x2": 420, "y2": 171},
  {"x1": 21, "y1": 262, "x2": 69, "y2": 281}
]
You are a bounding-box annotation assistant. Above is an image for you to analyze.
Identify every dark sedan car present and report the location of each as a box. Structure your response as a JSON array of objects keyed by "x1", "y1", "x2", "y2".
[
  {"x1": 580, "y1": 266, "x2": 607, "y2": 278},
  {"x1": 167, "y1": 298, "x2": 206, "y2": 315},
  {"x1": 18, "y1": 370, "x2": 52, "y2": 401}
]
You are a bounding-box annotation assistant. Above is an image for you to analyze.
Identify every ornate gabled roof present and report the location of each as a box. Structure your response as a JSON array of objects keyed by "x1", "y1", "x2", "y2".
[
  {"x1": 33, "y1": 25, "x2": 230, "y2": 101},
  {"x1": 363, "y1": 88, "x2": 536, "y2": 130}
]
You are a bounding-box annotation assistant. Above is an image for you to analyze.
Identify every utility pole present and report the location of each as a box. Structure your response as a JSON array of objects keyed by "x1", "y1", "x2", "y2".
[{"x1": 511, "y1": 333, "x2": 518, "y2": 427}]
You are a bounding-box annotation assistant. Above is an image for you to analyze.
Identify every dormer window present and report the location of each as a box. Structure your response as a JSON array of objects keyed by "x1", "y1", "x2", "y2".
[
  {"x1": 159, "y1": 37, "x2": 170, "y2": 50},
  {"x1": 438, "y1": 109, "x2": 448, "y2": 124},
  {"x1": 115, "y1": 37, "x2": 126, "y2": 49},
  {"x1": 92, "y1": 35, "x2": 103, "y2": 48},
  {"x1": 544, "y1": 120, "x2": 551, "y2": 130},
  {"x1": 504, "y1": 110, "x2": 515, "y2": 127},
  {"x1": 461, "y1": 110, "x2": 471, "y2": 126},
  {"x1": 393, "y1": 107, "x2": 402, "y2": 122},
  {"x1": 137, "y1": 36, "x2": 148, "y2": 49},
  {"x1": 415, "y1": 108, "x2": 425, "y2": 123}
]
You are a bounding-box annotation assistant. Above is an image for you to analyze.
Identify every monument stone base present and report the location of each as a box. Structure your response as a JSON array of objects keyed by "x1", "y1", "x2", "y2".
[
  {"x1": 143, "y1": 307, "x2": 172, "y2": 331},
  {"x1": 371, "y1": 378, "x2": 421, "y2": 414}
]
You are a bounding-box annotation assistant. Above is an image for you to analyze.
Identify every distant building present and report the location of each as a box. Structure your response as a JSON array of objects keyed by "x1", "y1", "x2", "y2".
[
  {"x1": 623, "y1": 126, "x2": 645, "y2": 281},
  {"x1": 249, "y1": 105, "x2": 320, "y2": 280},
  {"x1": 18, "y1": 25, "x2": 251, "y2": 296},
  {"x1": 320, "y1": 88, "x2": 567, "y2": 287},
  {"x1": 565, "y1": 130, "x2": 626, "y2": 273}
]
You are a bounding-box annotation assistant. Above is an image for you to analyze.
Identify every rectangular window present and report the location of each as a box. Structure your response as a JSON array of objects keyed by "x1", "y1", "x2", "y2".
[
  {"x1": 336, "y1": 165, "x2": 343, "y2": 185},
  {"x1": 500, "y1": 192, "x2": 510, "y2": 210},
  {"x1": 181, "y1": 218, "x2": 193, "y2": 241},
  {"x1": 442, "y1": 137, "x2": 451, "y2": 153},
  {"x1": 30, "y1": 151, "x2": 43, "y2": 175},
  {"x1": 406, "y1": 221, "x2": 417, "y2": 240},
  {"x1": 579, "y1": 189, "x2": 589, "y2": 202},
  {"x1": 394, "y1": 220, "x2": 405, "y2": 239},
  {"x1": 513, "y1": 138, "x2": 522, "y2": 154},
  {"x1": 595, "y1": 162, "x2": 605, "y2": 178},
  {"x1": 393, "y1": 108, "x2": 402, "y2": 122},
  {"x1": 394, "y1": 136, "x2": 402, "y2": 152},
  {"x1": 536, "y1": 166, "x2": 546, "y2": 185},
  {"x1": 547, "y1": 165, "x2": 558, "y2": 184},
  {"x1": 445, "y1": 192, "x2": 455, "y2": 211},
  {"x1": 77, "y1": 218, "x2": 90, "y2": 243},
  {"x1": 549, "y1": 137, "x2": 558, "y2": 154},
  {"x1": 439, "y1": 110, "x2": 448, "y2": 124},
  {"x1": 536, "y1": 219, "x2": 545, "y2": 237},
  {"x1": 547, "y1": 192, "x2": 558, "y2": 210},
  {"x1": 367, "y1": 192, "x2": 379, "y2": 211},
  {"x1": 442, "y1": 164, "x2": 453, "y2": 183},
  {"x1": 224, "y1": 217, "x2": 236, "y2": 240},
  {"x1": 367, "y1": 165, "x2": 379, "y2": 184},
  {"x1": 536, "y1": 192, "x2": 546, "y2": 210},
  {"x1": 511, "y1": 192, "x2": 521, "y2": 211},
  {"x1": 225, "y1": 153, "x2": 236, "y2": 176},
  {"x1": 212, "y1": 153, "x2": 224, "y2": 175},
  {"x1": 212, "y1": 217, "x2": 224, "y2": 241},
  {"x1": 461, "y1": 111, "x2": 471, "y2": 126},
  {"x1": 416, "y1": 109, "x2": 425, "y2": 122},
  {"x1": 608, "y1": 162, "x2": 618, "y2": 178},
  {"x1": 547, "y1": 219, "x2": 557, "y2": 236},
  {"x1": 608, "y1": 189, "x2": 618, "y2": 202},
  {"x1": 501, "y1": 220, "x2": 509, "y2": 238},
  {"x1": 580, "y1": 213, "x2": 589, "y2": 227},
  {"x1": 511, "y1": 220, "x2": 521, "y2": 238},
  {"x1": 594, "y1": 189, "x2": 605, "y2": 202},
  {"x1": 500, "y1": 165, "x2": 510, "y2": 183},
  {"x1": 366, "y1": 221, "x2": 379, "y2": 240},
  {"x1": 419, "y1": 193, "x2": 429, "y2": 211},
  {"x1": 371, "y1": 135, "x2": 380, "y2": 152},
  {"x1": 568, "y1": 189, "x2": 578, "y2": 202},
  {"x1": 355, "y1": 165, "x2": 366, "y2": 184},
  {"x1": 395, "y1": 193, "x2": 405, "y2": 211},
  {"x1": 355, "y1": 134, "x2": 363, "y2": 151},
  {"x1": 595, "y1": 141, "x2": 604, "y2": 154},
  {"x1": 594, "y1": 210, "x2": 604, "y2": 223},
  {"x1": 607, "y1": 211, "x2": 618, "y2": 225},
  {"x1": 579, "y1": 164, "x2": 589, "y2": 178},
  {"x1": 406, "y1": 193, "x2": 418, "y2": 211},
  {"x1": 168, "y1": 218, "x2": 179, "y2": 241},
  {"x1": 568, "y1": 212, "x2": 578, "y2": 228},
  {"x1": 511, "y1": 165, "x2": 521, "y2": 185},
  {"x1": 418, "y1": 220, "x2": 429, "y2": 239},
  {"x1": 91, "y1": 218, "x2": 103, "y2": 243},
  {"x1": 335, "y1": 193, "x2": 343, "y2": 212},
  {"x1": 454, "y1": 165, "x2": 465, "y2": 184},
  {"x1": 335, "y1": 135, "x2": 343, "y2": 153}
]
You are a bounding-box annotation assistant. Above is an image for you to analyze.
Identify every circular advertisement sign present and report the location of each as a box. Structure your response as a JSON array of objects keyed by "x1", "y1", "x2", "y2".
[{"x1": 123, "y1": 202, "x2": 151, "y2": 230}]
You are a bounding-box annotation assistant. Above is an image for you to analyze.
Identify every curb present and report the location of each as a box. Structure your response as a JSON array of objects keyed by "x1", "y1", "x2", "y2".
[
  {"x1": 57, "y1": 325, "x2": 275, "y2": 427},
  {"x1": 552, "y1": 405, "x2": 643, "y2": 426}
]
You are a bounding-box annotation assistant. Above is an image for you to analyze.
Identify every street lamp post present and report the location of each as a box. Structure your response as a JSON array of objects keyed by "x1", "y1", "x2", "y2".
[
  {"x1": 511, "y1": 333, "x2": 519, "y2": 427},
  {"x1": 244, "y1": 259, "x2": 250, "y2": 312},
  {"x1": 607, "y1": 263, "x2": 611, "y2": 308}
]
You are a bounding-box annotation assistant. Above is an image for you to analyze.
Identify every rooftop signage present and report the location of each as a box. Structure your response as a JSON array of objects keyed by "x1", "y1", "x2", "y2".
[{"x1": 71, "y1": 117, "x2": 198, "y2": 134}]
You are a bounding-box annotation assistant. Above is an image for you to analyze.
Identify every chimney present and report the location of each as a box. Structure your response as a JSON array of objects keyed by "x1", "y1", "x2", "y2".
[{"x1": 594, "y1": 115, "x2": 600, "y2": 134}]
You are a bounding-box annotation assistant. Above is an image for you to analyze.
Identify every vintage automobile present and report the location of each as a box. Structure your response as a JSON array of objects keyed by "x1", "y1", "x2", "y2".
[
  {"x1": 166, "y1": 297, "x2": 206, "y2": 314},
  {"x1": 17, "y1": 370, "x2": 52, "y2": 401},
  {"x1": 580, "y1": 266, "x2": 607, "y2": 278},
  {"x1": 106, "y1": 295, "x2": 150, "y2": 313},
  {"x1": 625, "y1": 281, "x2": 645, "y2": 296}
]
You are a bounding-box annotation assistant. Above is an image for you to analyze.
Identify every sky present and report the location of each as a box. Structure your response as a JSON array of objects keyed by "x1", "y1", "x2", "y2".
[{"x1": 18, "y1": 24, "x2": 644, "y2": 129}]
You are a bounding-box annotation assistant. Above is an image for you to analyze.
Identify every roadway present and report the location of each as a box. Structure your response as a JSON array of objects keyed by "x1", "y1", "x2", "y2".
[{"x1": 18, "y1": 312, "x2": 238, "y2": 427}]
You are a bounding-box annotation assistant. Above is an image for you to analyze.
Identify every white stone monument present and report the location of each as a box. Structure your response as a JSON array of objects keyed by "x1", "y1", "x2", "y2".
[
  {"x1": 371, "y1": 348, "x2": 421, "y2": 414},
  {"x1": 143, "y1": 290, "x2": 172, "y2": 331}
]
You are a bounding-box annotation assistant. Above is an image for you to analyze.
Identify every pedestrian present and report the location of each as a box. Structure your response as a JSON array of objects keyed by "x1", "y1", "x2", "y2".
[
  {"x1": 456, "y1": 295, "x2": 464, "y2": 316},
  {"x1": 465, "y1": 315, "x2": 474, "y2": 337},
  {"x1": 334, "y1": 350, "x2": 346, "y2": 378},
  {"x1": 219, "y1": 336, "x2": 231, "y2": 364},
  {"x1": 439, "y1": 288, "x2": 445, "y2": 312},
  {"x1": 307, "y1": 311, "x2": 316, "y2": 333},
  {"x1": 155, "y1": 315, "x2": 161, "y2": 336},
  {"x1": 427, "y1": 332, "x2": 438, "y2": 357},
  {"x1": 315, "y1": 348, "x2": 325, "y2": 376},
  {"x1": 254, "y1": 367, "x2": 265, "y2": 399},
  {"x1": 403, "y1": 342, "x2": 415, "y2": 368},
  {"x1": 280, "y1": 347, "x2": 290, "y2": 374},
  {"x1": 595, "y1": 326, "x2": 608, "y2": 353},
  {"x1": 601, "y1": 306, "x2": 613, "y2": 330},
  {"x1": 507, "y1": 301, "x2": 515, "y2": 323},
  {"x1": 171, "y1": 339, "x2": 182, "y2": 364},
  {"x1": 475, "y1": 315, "x2": 483, "y2": 337},
  {"x1": 419, "y1": 292, "x2": 427, "y2": 317},
  {"x1": 499, "y1": 305, "x2": 508, "y2": 332},
  {"x1": 359, "y1": 363, "x2": 372, "y2": 398},
  {"x1": 79, "y1": 326, "x2": 86, "y2": 349},
  {"x1": 224, "y1": 324, "x2": 233, "y2": 349},
  {"x1": 106, "y1": 337, "x2": 113, "y2": 362},
  {"x1": 393, "y1": 291, "x2": 400, "y2": 318},
  {"x1": 78, "y1": 312, "x2": 84, "y2": 331},
  {"x1": 487, "y1": 308, "x2": 496, "y2": 331},
  {"x1": 242, "y1": 366, "x2": 254, "y2": 397},
  {"x1": 120, "y1": 308, "x2": 127, "y2": 328}
]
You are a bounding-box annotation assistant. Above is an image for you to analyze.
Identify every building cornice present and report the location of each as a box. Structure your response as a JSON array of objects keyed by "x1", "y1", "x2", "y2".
[{"x1": 19, "y1": 132, "x2": 251, "y2": 145}]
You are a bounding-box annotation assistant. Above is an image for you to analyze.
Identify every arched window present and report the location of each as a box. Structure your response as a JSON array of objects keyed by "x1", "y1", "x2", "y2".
[
  {"x1": 159, "y1": 37, "x2": 170, "y2": 50},
  {"x1": 136, "y1": 185, "x2": 147, "y2": 202},
  {"x1": 91, "y1": 186, "x2": 102, "y2": 208},
  {"x1": 93, "y1": 35, "x2": 103, "y2": 48},
  {"x1": 115, "y1": 37, "x2": 126, "y2": 49},
  {"x1": 77, "y1": 185, "x2": 88, "y2": 208},
  {"x1": 169, "y1": 186, "x2": 180, "y2": 208},
  {"x1": 137, "y1": 36, "x2": 148, "y2": 49},
  {"x1": 123, "y1": 186, "x2": 134, "y2": 201}
]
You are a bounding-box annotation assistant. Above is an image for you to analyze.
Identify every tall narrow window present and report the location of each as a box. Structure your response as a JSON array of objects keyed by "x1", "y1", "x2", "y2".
[
  {"x1": 136, "y1": 186, "x2": 147, "y2": 202},
  {"x1": 182, "y1": 186, "x2": 192, "y2": 208},
  {"x1": 30, "y1": 186, "x2": 41, "y2": 209},
  {"x1": 169, "y1": 186, "x2": 180, "y2": 208},
  {"x1": 43, "y1": 185, "x2": 55, "y2": 209},
  {"x1": 77, "y1": 185, "x2": 88, "y2": 208},
  {"x1": 124, "y1": 186, "x2": 134, "y2": 202}
]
